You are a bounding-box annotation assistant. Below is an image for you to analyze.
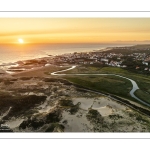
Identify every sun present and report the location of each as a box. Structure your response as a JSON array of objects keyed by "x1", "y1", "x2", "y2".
[{"x1": 18, "y1": 38, "x2": 24, "y2": 44}]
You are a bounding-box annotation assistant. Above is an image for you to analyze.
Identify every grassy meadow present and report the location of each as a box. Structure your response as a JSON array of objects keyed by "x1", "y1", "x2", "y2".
[{"x1": 60, "y1": 65, "x2": 150, "y2": 104}]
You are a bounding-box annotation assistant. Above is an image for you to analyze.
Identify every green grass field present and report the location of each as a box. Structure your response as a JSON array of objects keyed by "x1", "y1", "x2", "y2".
[
  {"x1": 65, "y1": 75, "x2": 133, "y2": 100},
  {"x1": 135, "y1": 90, "x2": 150, "y2": 104},
  {"x1": 62, "y1": 65, "x2": 150, "y2": 104}
]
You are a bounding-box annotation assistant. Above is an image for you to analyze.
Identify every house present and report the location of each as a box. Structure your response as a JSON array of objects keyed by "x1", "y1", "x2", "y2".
[
  {"x1": 142, "y1": 61, "x2": 148, "y2": 66},
  {"x1": 144, "y1": 68, "x2": 148, "y2": 71},
  {"x1": 101, "y1": 58, "x2": 109, "y2": 62},
  {"x1": 122, "y1": 65, "x2": 127, "y2": 68}
]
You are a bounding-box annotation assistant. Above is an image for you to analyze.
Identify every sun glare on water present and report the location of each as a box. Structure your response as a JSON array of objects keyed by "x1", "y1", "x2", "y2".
[{"x1": 18, "y1": 38, "x2": 24, "y2": 44}]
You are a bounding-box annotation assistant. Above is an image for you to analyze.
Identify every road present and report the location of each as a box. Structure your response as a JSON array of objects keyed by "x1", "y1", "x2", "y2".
[
  {"x1": 0, "y1": 107, "x2": 12, "y2": 120},
  {"x1": 51, "y1": 65, "x2": 150, "y2": 107}
]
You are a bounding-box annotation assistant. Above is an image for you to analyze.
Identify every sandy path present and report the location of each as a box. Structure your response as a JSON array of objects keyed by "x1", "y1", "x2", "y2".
[{"x1": 0, "y1": 107, "x2": 12, "y2": 120}]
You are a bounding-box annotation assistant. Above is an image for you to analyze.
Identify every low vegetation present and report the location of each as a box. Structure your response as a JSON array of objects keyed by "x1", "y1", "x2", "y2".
[
  {"x1": 65, "y1": 75, "x2": 133, "y2": 101},
  {"x1": 45, "y1": 123, "x2": 65, "y2": 132},
  {"x1": 63, "y1": 65, "x2": 150, "y2": 104},
  {"x1": 19, "y1": 109, "x2": 62, "y2": 130},
  {"x1": 59, "y1": 99, "x2": 80, "y2": 114},
  {"x1": 86, "y1": 109, "x2": 104, "y2": 124},
  {"x1": 135, "y1": 90, "x2": 150, "y2": 104},
  {"x1": 0, "y1": 91, "x2": 46, "y2": 118},
  {"x1": 44, "y1": 78, "x2": 72, "y2": 85}
]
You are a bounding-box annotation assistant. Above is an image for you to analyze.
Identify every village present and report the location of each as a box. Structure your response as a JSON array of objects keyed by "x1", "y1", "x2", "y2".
[{"x1": 49, "y1": 47, "x2": 150, "y2": 72}]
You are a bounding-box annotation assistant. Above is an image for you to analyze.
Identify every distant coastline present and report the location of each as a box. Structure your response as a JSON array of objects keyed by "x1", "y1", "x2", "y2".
[
  {"x1": 0, "y1": 45, "x2": 133, "y2": 74},
  {"x1": 0, "y1": 43, "x2": 133, "y2": 64}
]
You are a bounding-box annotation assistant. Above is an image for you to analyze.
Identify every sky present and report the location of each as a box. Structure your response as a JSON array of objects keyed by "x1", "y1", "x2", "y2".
[{"x1": 0, "y1": 18, "x2": 150, "y2": 44}]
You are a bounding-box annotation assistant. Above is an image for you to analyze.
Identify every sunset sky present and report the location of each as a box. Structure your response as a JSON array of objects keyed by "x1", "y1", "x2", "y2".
[{"x1": 0, "y1": 18, "x2": 150, "y2": 44}]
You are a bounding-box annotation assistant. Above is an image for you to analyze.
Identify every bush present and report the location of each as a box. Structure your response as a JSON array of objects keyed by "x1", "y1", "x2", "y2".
[
  {"x1": 59, "y1": 100, "x2": 74, "y2": 107},
  {"x1": 19, "y1": 118, "x2": 45, "y2": 129},
  {"x1": 86, "y1": 109, "x2": 103, "y2": 124},
  {"x1": 45, "y1": 123, "x2": 64, "y2": 132},
  {"x1": 0, "y1": 93, "x2": 46, "y2": 117}
]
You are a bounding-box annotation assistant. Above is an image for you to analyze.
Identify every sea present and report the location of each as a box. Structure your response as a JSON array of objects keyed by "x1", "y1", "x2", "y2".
[{"x1": 0, "y1": 43, "x2": 132, "y2": 67}]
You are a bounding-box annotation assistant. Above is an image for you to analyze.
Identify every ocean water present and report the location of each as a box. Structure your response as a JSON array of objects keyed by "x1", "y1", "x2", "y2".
[{"x1": 0, "y1": 43, "x2": 132, "y2": 66}]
